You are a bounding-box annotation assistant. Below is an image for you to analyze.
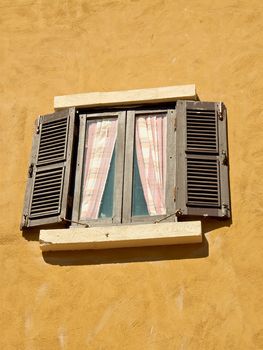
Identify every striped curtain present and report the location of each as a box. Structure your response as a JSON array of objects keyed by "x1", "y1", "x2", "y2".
[
  {"x1": 80, "y1": 118, "x2": 117, "y2": 220},
  {"x1": 135, "y1": 114, "x2": 167, "y2": 216}
]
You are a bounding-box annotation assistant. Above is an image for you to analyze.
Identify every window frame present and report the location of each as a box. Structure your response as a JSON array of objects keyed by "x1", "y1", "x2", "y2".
[
  {"x1": 71, "y1": 106, "x2": 178, "y2": 227},
  {"x1": 71, "y1": 110, "x2": 126, "y2": 227},
  {"x1": 122, "y1": 108, "x2": 177, "y2": 224}
]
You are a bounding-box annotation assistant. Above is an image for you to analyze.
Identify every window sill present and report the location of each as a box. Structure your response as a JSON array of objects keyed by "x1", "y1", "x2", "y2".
[{"x1": 39, "y1": 221, "x2": 202, "y2": 252}]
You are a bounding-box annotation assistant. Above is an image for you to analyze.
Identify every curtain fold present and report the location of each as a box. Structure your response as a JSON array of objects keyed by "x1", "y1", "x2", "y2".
[
  {"x1": 80, "y1": 118, "x2": 117, "y2": 220},
  {"x1": 135, "y1": 114, "x2": 167, "y2": 216}
]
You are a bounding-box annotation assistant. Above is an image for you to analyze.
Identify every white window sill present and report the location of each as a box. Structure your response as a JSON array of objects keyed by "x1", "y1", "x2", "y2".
[{"x1": 40, "y1": 221, "x2": 202, "y2": 252}]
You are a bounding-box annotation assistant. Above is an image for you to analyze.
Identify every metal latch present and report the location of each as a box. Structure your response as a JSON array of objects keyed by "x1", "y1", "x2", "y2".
[{"x1": 222, "y1": 203, "x2": 229, "y2": 217}]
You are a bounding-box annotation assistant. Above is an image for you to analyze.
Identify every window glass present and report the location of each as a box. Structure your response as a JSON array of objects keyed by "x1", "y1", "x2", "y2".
[
  {"x1": 132, "y1": 151, "x2": 149, "y2": 216},
  {"x1": 132, "y1": 113, "x2": 167, "y2": 216},
  {"x1": 80, "y1": 118, "x2": 117, "y2": 220}
]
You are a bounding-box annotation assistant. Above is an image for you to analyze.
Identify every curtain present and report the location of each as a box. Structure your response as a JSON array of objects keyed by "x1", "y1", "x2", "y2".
[
  {"x1": 80, "y1": 118, "x2": 117, "y2": 220},
  {"x1": 135, "y1": 114, "x2": 167, "y2": 216}
]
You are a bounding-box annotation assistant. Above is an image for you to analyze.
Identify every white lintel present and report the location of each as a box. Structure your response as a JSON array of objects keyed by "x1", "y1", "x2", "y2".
[
  {"x1": 40, "y1": 221, "x2": 202, "y2": 251},
  {"x1": 54, "y1": 84, "x2": 197, "y2": 110}
]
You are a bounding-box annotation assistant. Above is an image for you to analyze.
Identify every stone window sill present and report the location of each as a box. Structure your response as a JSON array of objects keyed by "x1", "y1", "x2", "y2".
[{"x1": 40, "y1": 221, "x2": 202, "y2": 252}]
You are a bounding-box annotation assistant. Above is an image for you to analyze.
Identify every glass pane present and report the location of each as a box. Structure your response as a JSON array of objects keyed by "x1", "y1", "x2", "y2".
[
  {"x1": 80, "y1": 118, "x2": 118, "y2": 220},
  {"x1": 132, "y1": 151, "x2": 149, "y2": 216},
  {"x1": 132, "y1": 113, "x2": 167, "y2": 216},
  {"x1": 98, "y1": 148, "x2": 115, "y2": 218}
]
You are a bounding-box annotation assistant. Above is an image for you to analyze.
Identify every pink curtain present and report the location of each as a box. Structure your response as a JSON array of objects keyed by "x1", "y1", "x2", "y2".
[
  {"x1": 80, "y1": 118, "x2": 117, "y2": 220},
  {"x1": 135, "y1": 114, "x2": 167, "y2": 216}
]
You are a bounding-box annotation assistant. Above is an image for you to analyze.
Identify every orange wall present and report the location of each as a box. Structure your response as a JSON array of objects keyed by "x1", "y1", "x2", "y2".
[{"x1": 1, "y1": 1, "x2": 263, "y2": 349}]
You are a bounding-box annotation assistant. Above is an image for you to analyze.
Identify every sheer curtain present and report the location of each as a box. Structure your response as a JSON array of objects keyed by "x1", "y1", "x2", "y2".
[
  {"x1": 80, "y1": 118, "x2": 117, "y2": 220},
  {"x1": 135, "y1": 114, "x2": 167, "y2": 216}
]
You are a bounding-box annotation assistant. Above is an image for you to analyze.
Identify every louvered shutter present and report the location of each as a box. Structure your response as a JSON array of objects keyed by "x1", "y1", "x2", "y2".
[
  {"x1": 176, "y1": 101, "x2": 230, "y2": 218},
  {"x1": 21, "y1": 108, "x2": 76, "y2": 228}
]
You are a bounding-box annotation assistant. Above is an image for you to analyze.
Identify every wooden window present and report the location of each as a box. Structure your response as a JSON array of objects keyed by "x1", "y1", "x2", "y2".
[
  {"x1": 72, "y1": 111, "x2": 126, "y2": 227},
  {"x1": 122, "y1": 108, "x2": 176, "y2": 224},
  {"x1": 21, "y1": 100, "x2": 230, "y2": 229}
]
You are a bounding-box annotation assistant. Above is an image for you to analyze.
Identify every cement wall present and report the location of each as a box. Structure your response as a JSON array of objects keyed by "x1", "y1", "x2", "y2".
[{"x1": 1, "y1": 1, "x2": 263, "y2": 349}]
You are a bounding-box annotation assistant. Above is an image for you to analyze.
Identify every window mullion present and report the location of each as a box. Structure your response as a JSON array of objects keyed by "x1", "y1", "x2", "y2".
[
  {"x1": 122, "y1": 110, "x2": 135, "y2": 224},
  {"x1": 72, "y1": 114, "x2": 87, "y2": 226},
  {"x1": 165, "y1": 109, "x2": 177, "y2": 221},
  {"x1": 112, "y1": 111, "x2": 126, "y2": 224}
]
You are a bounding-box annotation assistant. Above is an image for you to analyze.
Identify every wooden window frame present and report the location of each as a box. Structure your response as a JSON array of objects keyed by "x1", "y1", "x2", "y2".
[
  {"x1": 71, "y1": 106, "x2": 178, "y2": 227},
  {"x1": 72, "y1": 111, "x2": 126, "y2": 227},
  {"x1": 122, "y1": 108, "x2": 177, "y2": 224}
]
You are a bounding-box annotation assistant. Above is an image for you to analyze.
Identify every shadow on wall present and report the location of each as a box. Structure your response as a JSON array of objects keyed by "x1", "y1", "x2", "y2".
[{"x1": 22, "y1": 218, "x2": 231, "y2": 266}]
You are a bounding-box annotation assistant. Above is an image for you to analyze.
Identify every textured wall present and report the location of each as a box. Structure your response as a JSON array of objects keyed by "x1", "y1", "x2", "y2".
[{"x1": 1, "y1": 1, "x2": 263, "y2": 349}]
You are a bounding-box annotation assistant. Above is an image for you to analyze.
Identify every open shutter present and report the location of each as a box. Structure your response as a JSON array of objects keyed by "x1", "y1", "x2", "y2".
[
  {"x1": 21, "y1": 108, "x2": 76, "y2": 228},
  {"x1": 176, "y1": 101, "x2": 230, "y2": 218}
]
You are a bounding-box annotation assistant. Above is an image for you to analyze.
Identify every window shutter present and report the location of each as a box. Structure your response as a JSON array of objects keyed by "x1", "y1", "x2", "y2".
[
  {"x1": 176, "y1": 101, "x2": 230, "y2": 218},
  {"x1": 21, "y1": 108, "x2": 76, "y2": 228}
]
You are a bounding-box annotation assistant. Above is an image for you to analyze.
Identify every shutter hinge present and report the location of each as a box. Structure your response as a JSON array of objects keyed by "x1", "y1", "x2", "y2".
[
  {"x1": 221, "y1": 150, "x2": 228, "y2": 165},
  {"x1": 222, "y1": 203, "x2": 229, "y2": 217},
  {"x1": 174, "y1": 116, "x2": 177, "y2": 131},
  {"x1": 23, "y1": 215, "x2": 29, "y2": 227},
  {"x1": 217, "y1": 103, "x2": 224, "y2": 120},
  {"x1": 173, "y1": 187, "x2": 176, "y2": 202},
  {"x1": 217, "y1": 109, "x2": 224, "y2": 121},
  {"x1": 36, "y1": 116, "x2": 41, "y2": 134},
  {"x1": 28, "y1": 164, "x2": 34, "y2": 178}
]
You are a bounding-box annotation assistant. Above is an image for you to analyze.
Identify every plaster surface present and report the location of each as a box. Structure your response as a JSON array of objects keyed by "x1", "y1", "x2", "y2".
[{"x1": 0, "y1": 1, "x2": 263, "y2": 349}]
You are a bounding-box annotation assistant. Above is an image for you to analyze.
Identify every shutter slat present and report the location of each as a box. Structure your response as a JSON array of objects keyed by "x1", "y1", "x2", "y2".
[
  {"x1": 38, "y1": 141, "x2": 66, "y2": 150},
  {"x1": 40, "y1": 133, "x2": 67, "y2": 142},
  {"x1": 29, "y1": 167, "x2": 64, "y2": 218},
  {"x1": 186, "y1": 105, "x2": 218, "y2": 153},
  {"x1": 38, "y1": 146, "x2": 66, "y2": 156},
  {"x1": 37, "y1": 117, "x2": 69, "y2": 165}
]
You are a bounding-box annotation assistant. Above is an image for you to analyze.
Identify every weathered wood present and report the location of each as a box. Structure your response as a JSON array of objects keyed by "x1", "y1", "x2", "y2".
[
  {"x1": 112, "y1": 111, "x2": 126, "y2": 224},
  {"x1": 54, "y1": 85, "x2": 197, "y2": 110},
  {"x1": 71, "y1": 114, "x2": 87, "y2": 226},
  {"x1": 218, "y1": 102, "x2": 231, "y2": 218},
  {"x1": 176, "y1": 101, "x2": 187, "y2": 215},
  {"x1": 40, "y1": 221, "x2": 202, "y2": 251},
  {"x1": 176, "y1": 101, "x2": 231, "y2": 218},
  {"x1": 166, "y1": 109, "x2": 177, "y2": 220},
  {"x1": 122, "y1": 111, "x2": 135, "y2": 224},
  {"x1": 21, "y1": 108, "x2": 76, "y2": 228}
]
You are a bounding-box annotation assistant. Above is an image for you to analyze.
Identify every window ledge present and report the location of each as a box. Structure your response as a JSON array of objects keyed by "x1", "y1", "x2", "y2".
[
  {"x1": 54, "y1": 84, "x2": 197, "y2": 110},
  {"x1": 39, "y1": 221, "x2": 202, "y2": 252}
]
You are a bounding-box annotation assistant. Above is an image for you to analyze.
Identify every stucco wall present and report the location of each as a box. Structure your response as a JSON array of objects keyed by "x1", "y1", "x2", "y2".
[{"x1": 1, "y1": 1, "x2": 263, "y2": 349}]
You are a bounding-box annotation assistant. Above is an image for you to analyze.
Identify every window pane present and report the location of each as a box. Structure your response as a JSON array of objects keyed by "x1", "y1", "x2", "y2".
[
  {"x1": 132, "y1": 151, "x2": 149, "y2": 216},
  {"x1": 80, "y1": 118, "x2": 118, "y2": 220},
  {"x1": 132, "y1": 113, "x2": 167, "y2": 216},
  {"x1": 98, "y1": 148, "x2": 115, "y2": 218}
]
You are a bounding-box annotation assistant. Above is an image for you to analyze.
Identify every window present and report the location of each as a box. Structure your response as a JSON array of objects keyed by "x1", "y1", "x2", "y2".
[
  {"x1": 21, "y1": 100, "x2": 230, "y2": 229},
  {"x1": 72, "y1": 111, "x2": 126, "y2": 227}
]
